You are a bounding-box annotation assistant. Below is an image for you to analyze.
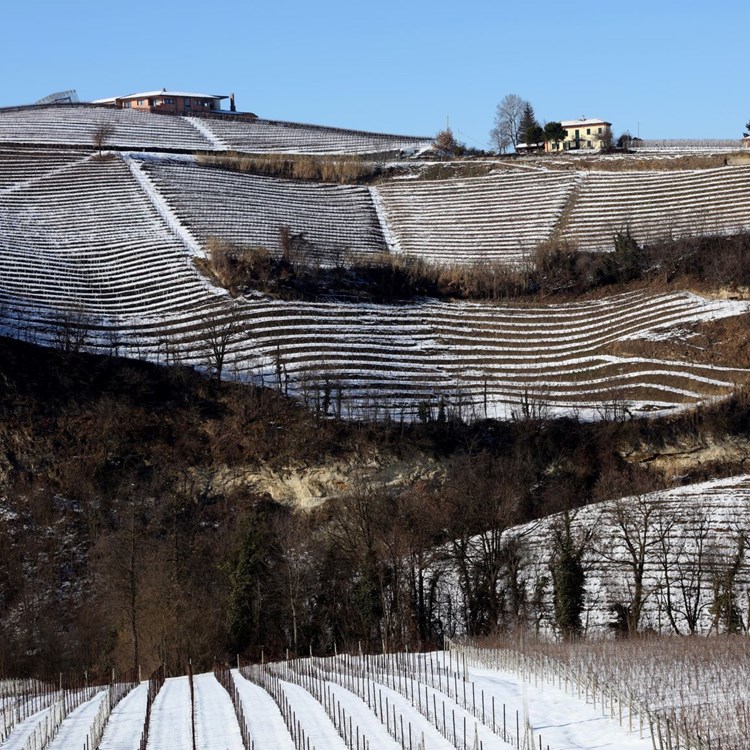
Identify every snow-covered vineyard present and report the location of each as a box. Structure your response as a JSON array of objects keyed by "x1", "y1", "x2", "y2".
[
  {"x1": 376, "y1": 170, "x2": 574, "y2": 265},
  {"x1": 2, "y1": 648, "x2": 686, "y2": 750},
  {"x1": 378, "y1": 165, "x2": 750, "y2": 261},
  {"x1": 0, "y1": 105, "x2": 432, "y2": 155},
  {"x1": 196, "y1": 115, "x2": 434, "y2": 155},
  {"x1": 561, "y1": 166, "x2": 750, "y2": 249},
  {"x1": 493, "y1": 475, "x2": 750, "y2": 635},
  {"x1": 137, "y1": 158, "x2": 387, "y2": 266},
  {"x1": 631, "y1": 139, "x2": 744, "y2": 155},
  {"x1": 2, "y1": 147, "x2": 750, "y2": 419}
]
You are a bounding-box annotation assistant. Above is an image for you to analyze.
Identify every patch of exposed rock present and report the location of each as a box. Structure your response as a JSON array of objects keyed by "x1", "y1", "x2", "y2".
[
  {"x1": 189, "y1": 450, "x2": 445, "y2": 509},
  {"x1": 623, "y1": 435, "x2": 750, "y2": 477}
]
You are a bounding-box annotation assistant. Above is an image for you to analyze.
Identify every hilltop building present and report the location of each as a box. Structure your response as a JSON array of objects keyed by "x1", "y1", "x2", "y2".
[
  {"x1": 92, "y1": 89, "x2": 236, "y2": 115},
  {"x1": 546, "y1": 118, "x2": 612, "y2": 152}
]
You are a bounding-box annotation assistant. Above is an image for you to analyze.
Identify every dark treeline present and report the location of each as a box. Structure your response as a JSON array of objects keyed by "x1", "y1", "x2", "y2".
[
  {"x1": 1, "y1": 337, "x2": 749, "y2": 680},
  {"x1": 204, "y1": 231, "x2": 750, "y2": 304}
]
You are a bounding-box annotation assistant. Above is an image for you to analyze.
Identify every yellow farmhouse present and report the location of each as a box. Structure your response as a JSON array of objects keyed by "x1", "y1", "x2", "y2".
[{"x1": 547, "y1": 118, "x2": 612, "y2": 152}]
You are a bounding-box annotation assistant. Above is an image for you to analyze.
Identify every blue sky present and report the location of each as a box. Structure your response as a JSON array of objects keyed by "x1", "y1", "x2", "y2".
[{"x1": 2, "y1": 0, "x2": 747, "y2": 144}]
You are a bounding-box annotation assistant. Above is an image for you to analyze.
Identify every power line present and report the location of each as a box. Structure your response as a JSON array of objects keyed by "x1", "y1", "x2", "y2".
[{"x1": 456, "y1": 128, "x2": 486, "y2": 148}]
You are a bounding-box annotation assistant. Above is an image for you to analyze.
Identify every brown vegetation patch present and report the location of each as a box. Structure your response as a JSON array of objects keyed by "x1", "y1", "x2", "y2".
[
  {"x1": 537, "y1": 153, "x2": 735, "y2": 172},
  {"x1": 606, "y1": 313, "x2": 750, "y2": 371},
  {"x1": 196, "y1": 151, "x2": 390, "y2": 184}
]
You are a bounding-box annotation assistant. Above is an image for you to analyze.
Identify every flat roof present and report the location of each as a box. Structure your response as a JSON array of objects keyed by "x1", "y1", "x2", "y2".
[
  {"x1": 93, "y1": 90, "x2": 228, "y2": 103},
  {"x1": 561, "y1": 118, "x2": 611, "y2": 128}
]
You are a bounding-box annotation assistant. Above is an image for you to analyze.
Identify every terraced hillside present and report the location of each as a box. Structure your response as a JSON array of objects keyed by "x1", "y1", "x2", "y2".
[
  {"x1": 0, "y1": 147, "x2": 88, "y2": 189},
  {"x1": 376, "y1": 165, "x2": 750, "y2": 262},
  {"x1": 0, "y1": 152, "x2": 223, "y2": 320},
  {"x1": 137, "y1": 157, "x2": 387, "y2": 265},
  {"x1": 0, "y1": 104, "x2": 215, "y2": 151},
  {"x1": 2, "y1": 143, "x2": 750, "y2": 420},
  {"x1": 0, "y1": 104, "x2": 432, "y2": 155},
  {"x1": 194, "y1": 115, "x2": 433, "y2": 154},
  {"x1": 375, "y1": 169, "x2": 578, "y2": 265},
  {"x1": 1, "y1": 148, "x2": 749, "y2": 419},
  {"x1": 492, "y1": 475, "x2": 750, "y2": 635},
  {"x1": 560, "y1": 166, "x2": 750, "y2": 249}
]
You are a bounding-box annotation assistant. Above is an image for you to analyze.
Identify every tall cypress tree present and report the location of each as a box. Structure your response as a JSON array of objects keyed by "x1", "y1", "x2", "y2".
[{"x1": 519, "y1": 102, "x2": 541, "y2": 144}]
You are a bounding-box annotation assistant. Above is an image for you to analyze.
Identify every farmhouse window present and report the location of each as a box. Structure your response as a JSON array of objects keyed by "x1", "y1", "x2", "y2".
[
  {"x1": 598, "y1": 127, "x2": 602, "y2": 133},
  {"x1": 136, "y1": 100, "x2": 145, "y2": 106},
  {"x1": 586, "y1": 128, "x2": 591, "y2": 135}
]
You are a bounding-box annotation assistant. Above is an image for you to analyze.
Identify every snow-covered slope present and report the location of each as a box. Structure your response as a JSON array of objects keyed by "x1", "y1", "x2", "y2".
[
  {"x1": 0, "y1": 105, "x2": 214, "y2": 151},
  {"x1": 0, "y1": 105, "x2": 431, "y2": 155},
  {"x1": 195, "y1": 116, "x2": 433, "y2": 155},
  {"x1": 478, "y1": 475, "x2": 750, "y2": 636},
  {"x1": 0, "y1": 150, "x2": 747, "y2": 419},
  {"x1": 137, "y1": 157, "x2": 387, "y2": 265}
]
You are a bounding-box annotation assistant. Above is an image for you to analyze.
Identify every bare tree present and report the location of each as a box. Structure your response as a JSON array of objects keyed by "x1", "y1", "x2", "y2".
[
  {"x1": 273, "y1": 513, "x2": 316, "y2": 657},
  {"x1": 654, "y1": 506, "x2": 711, "y2": 634},
  {"x1": 602, "y1": 494, "x2": 664, "y2": 635},
  {"x1": 50, "y1": 305, "x2": 93, "y2": 353},
  {"x1": 489, "y1": 94, "x2": 526, "y2": 153},
  {"x1": 200, "y1": 306, "x2": 244, "y2": 381},
  {"x1": 92, "y1": 122, "x2": 115, "y2": 157}
]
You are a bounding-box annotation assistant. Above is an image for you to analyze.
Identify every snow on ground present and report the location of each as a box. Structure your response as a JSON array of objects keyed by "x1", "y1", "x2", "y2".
[
  {"x1": 470, "y1": 667, "x2": 653, "y2": 750},
  {"x1": 393, "y1": 676, "x2": 509, "y2": 750},
  {"x1": 47, "y1": 690, "x2": 107, "y2": 750},
  {"x1": 2, "y1": 704, "x2": 53, "y2": 750},
  {"x1": 193, "y1": 673, "x2": 243, "y2": 750},
  {"x1": 322, "y1": 680, "x2": 401, "y2": 750},
  {"x1": 0, "y1": 664, "x2": 693, "y2": 750},
  {"x1": 232, "y1": 671, "x2": 295, "y2": 750},
  {"x1": 146, "y1": 677, "x2": 192, "y2": 750},
  {"x1": 278, "y1": 679, "x2": 347, "y2": 750},
  {"x1": 99, "y1": 682, "x2": 149, "y2": 750},
  {"x1": 355, "y1": 678, "x2": 453, "y2": 750}
]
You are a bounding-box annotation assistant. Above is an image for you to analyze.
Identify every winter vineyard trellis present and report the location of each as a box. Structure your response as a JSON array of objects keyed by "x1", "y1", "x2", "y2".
[
  {"x1": 3, "y1": 638, "x2": 748, "y2": 749},
  {"x1": 2, "y1": 116, "x2": 750, "y2": 421}
]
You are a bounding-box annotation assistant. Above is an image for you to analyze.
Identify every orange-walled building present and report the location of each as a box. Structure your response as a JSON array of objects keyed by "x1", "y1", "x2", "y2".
[{"x1": 93, "y1": 89, "x2": 232, "y2": 114}]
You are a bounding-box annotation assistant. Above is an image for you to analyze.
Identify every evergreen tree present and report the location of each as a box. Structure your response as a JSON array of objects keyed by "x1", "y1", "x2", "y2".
[
  {"x1": 544, "y1": 121, "x2": 567, "y2": 146},
  {"x1": 549, "y1": 511, "x2": 590, "y2": 639},
  {"x1": 519, "y1": 102, "x2": 540, "y2": 144},
  {"x1": 225, "y1": 503, "x2": 279, "y2": 655}
]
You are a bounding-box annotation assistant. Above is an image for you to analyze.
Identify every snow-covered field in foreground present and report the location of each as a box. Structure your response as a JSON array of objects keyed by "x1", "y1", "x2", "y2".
[{"x1": 2, "y1": 653, "x2": 662, "y2": 749}]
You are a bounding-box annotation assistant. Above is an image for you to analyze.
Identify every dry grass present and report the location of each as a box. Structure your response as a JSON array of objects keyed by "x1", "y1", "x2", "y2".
[
  {"x1": 535, "y1": 154, "x2": 736, "y2": 172},
  {"x1": 607, "y1": 313, "x2": 750, "y2": 370},
  {"x1": 196, "y1": 151, "x2": 385, "y2": 184}
]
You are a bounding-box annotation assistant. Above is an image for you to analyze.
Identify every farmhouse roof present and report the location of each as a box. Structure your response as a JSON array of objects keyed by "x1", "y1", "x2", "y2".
[
  {"x1": 560, "y1": 118, "x2": 611, "y2": 128},
  {"x1": 92, "y1": 89, "x2": 228, "y2": 104}
]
